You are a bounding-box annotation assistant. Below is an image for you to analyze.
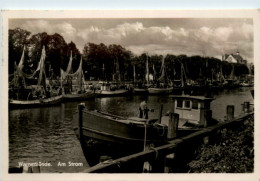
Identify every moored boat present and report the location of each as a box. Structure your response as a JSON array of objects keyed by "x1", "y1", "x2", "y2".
[
  {"x1": 9, "y1": 95, "x2": 63, "y2": 109},
  {"x1": 167, "y1": 95, "x2": 218, "y2": 134},
  {"x1": 94, "y1": 82, "x2": 129, "y2": 97},
  {"x1": 61, "y1": 53, "x2": 95, "y2": 101},
  {"x1": 73, "y1": 107, "x2": 168, "y2": 166},
  {"x1": 148, "y1": 57, "x2": 173, "y2": 95},
  {"x1": 148, "y1": 86, "x2": 173, "y2": 94},
  {"x1": 73, "y1": 94, "x2": 218, "y2": 166},
  {"x1": 9, "y1": 46, "x2": 63, "y2": 109},
  {"x1": 133, "y1": 87, "x2": 148, "y2": 94},
  {"x1": 63, "y1": 91, "x2": 95, "y2": 101}
]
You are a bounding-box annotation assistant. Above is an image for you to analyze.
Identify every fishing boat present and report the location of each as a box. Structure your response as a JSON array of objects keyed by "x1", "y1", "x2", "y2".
[
  {"x1": 9, "y1": 46, "x2": 63, "y2": 109},
  {"x1": 73, "y1": 107, "x2": 168, "y2": 166},
  {"x1": 133, "y1": 57, "x2": 149, "y2": 94},
  {"x1": 73, "y1": 94, "x2": 218, "y2": 166},
  {"x1": 61, "y1": 52, "x2": 95, "y2": 101},
  {"x1": 166, "y1": 95, "x2": 218, "y2": 135},
  {"x1": 148, "y1": 86, "x2": 173, "y2": 94},
  {"x1": 94, "y1": 61, "x2": 129, "y2": 97},
  {"x1": 94, "y1": 82, "x2": 128, "y2": 97},
  {"x1": 9, "y1": 95, "x2": 63, "y2": 109},
  {"x1": 224, "y1": 63, "x2": 240, "y2": 89},
  {"x1": 148, "y1": 57, "x2": 173, "y2": 94}
]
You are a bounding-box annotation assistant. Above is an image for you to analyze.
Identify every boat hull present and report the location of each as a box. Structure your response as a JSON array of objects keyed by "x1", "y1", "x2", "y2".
[
  {"x1": 63, "y1": 91, "x2": 95, "y2": 101},
  {"x1": 73, "y1": 110, "x2": 168, "y2": 166},
  {"x1": 9, "y1": 95, "x2": 63, "y2": 109},
  {"x1": 148, "y1": 87, "x2": 173, "y2": 94},
  {"x1": 133, "y1": 88, "x2": 148, "y2": 94},
  {"x1": 95, "y1": 89, "x2": 129, "y2": 97}
]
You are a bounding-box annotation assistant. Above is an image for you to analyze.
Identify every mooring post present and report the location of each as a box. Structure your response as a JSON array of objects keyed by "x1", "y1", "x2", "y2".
[
  {"x1": 167, "y1": 113, "x2": 179, "y2": 140},
  {"x1": 164, "y1": 153, "x2": 175, "y2": 173},
  {"x1": 78, "y1": 103, "x2": 85, "y2": 140},
  {"x1": 159, "y1": 104, "x2": 163, "y2": 123},
  {"x1": 204, "y1": 110, "x2": 212, "y2": 128},
  {"x1": 243, "y1": 101, "x2": 250, "y2": 113},
  {"x1": 226, "y1": 105, "x2": 234, "y2": 121}
]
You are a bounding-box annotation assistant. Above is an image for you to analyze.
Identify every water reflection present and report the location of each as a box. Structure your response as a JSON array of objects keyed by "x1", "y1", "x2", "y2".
[{"x1": 9, "y1": 87, "x2": 253, "y2": 172}]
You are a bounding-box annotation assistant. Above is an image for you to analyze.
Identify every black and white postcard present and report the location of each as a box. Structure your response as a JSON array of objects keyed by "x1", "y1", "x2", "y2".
[{"x1": 1, "y1": 10, "x2": 260, "y2": 181}]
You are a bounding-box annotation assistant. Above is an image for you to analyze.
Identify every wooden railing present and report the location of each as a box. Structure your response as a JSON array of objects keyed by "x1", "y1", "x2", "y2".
[{"x1": 83, "y1": 105, "x2": 253, "y2": 173}]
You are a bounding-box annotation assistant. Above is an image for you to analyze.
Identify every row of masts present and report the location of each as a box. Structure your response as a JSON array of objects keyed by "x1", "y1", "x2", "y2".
[{"x1": 13, "y1": 46, "x2": 232, "y2": 89}]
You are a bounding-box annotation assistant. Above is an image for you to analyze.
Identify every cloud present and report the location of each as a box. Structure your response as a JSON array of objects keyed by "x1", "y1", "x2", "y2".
[
  {"x1": 20, "y1": 20, "x2": 253, "y2": 62},
  {"x1": 21, "y1": 20, "x2": 77, "y2": 43}
]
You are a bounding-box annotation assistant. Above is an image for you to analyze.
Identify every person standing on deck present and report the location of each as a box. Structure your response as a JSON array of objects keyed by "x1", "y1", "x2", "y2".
[{"x1": 139, "y1": 99, "x2": 148, "y2": 119}]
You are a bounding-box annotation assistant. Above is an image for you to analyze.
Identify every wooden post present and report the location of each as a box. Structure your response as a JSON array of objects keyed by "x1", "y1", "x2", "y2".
[
  {"x1": 159, "y1": 104, "x2": 163, "y2": 123},
  {"x1": 164, "y1": 153, "x2": 175, "y2": 173},
  {"x1": 243, "y1": 102, "x2": 250, "y2": 113},
  {"x1": 78, "y1": 103, "x2": 85, "y2": 140},
  {"x1": 144, "y1": 108, "x2": 149, "y2": 119},
  {"x1": 204, "y1": 110, "x2": 212, "y2": 128},
  {"x1": 226, "y1": 105, "x2": 234, "y2": 121},
  {"x1": 167, "y1": 113, "x2": 179, "y2": 140}
]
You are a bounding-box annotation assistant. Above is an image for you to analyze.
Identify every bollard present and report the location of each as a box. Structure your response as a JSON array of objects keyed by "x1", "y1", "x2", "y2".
[
  {"x1": 164, "y1": 153, "x2": 175, "y2": 173},
  {"x1": 226, "y1": 105, "x2": 234, "y2": 121},
  {"x1": 139, "y1": 108, "x2": 143, "y2": 118},
  {"x1": 243, "y1": 102, "x2": 250, "y2": 113},
  {"x1": 167, "y1": 113, "x2": 179, "y2": 140},
  {"x1": 78, "y1": 103, "x2": 85, "y2": 140},
  {"x1": 144, "y1": 108, "x2": 149, "y2": 119},
  {"x1": 204, "y1": 110, "x2": 212, "y2": 127},
  {"x1": 203, "y1": 136, "x2": 209, "y2": 144}
]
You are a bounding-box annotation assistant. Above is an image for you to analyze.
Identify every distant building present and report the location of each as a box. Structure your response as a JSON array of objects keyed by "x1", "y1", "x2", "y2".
[{"x1": 222, "y1": 51, "x2": 247, "y2": 64}]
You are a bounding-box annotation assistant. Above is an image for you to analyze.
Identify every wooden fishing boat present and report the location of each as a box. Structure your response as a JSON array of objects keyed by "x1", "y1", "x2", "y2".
[
  {"x1": 132, "y1": 57, "x2": 150, "y2": 94},
  {"x1": 73, "y1": 95, "x2": 218, "y2": 166},
  {"x1": 9, "y1": 46, "x2": 64, "y2": 109},
  {"x1": 148, "y1": 86, "x2": 173, "y2": 95},
  {"x1": 133, "y1": 87, "x2": 148, "y2": 94},
  {"x1": 9, "y1": 95, "x2": 63, "y2": 109},
  {"x1": 148, "y1": 57, "x2": 173, "y2": 95},
  {"x1": 61, "y1": 53, "x2": 95, "y2": 101},
  {"x1": 167, "y1": 95, "x2": 218, "y2": 134},
  {"x1": 95, "y1": 88, "x2": 129, "y2": 97},
  {"x1": 73, "y1": 107, "x2": 168, "y2": 166},
  {"x1": 63, "y1": 91, "x2": 95, "y2": 101},
  {"x1": 94, "y1": 82, "x2": 129, "y2": 97}
]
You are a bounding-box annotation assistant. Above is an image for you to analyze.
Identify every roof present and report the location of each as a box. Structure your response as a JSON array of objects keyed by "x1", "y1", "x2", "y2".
[
  {"x1": 224, "y1": 54, "x2": 244, "y2": 64},
  {"x1": 170, "y1": 95, "x2": 215, "y2": 102},
  {"x1": 232, "y1": 54, "x2": 243, "y2": 62}
]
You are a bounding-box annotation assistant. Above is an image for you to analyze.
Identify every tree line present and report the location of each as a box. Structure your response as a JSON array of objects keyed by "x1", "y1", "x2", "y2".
[{"x1": 9, "y1": 28, "x2": 251, "y2": 83}]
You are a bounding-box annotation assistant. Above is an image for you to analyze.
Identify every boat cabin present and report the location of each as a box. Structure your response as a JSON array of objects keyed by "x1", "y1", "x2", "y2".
[{"x1": 170, "y1": 95, "x2": 215, "y2": 127}]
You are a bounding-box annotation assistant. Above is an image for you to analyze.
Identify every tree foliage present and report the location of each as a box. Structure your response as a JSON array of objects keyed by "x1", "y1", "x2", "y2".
[
  {"x1": 188, "y1": 115, "x2": 254, "y2": 173},
  {"x1": 9, "y1": 28, "x2": 250, "y2": 83}
]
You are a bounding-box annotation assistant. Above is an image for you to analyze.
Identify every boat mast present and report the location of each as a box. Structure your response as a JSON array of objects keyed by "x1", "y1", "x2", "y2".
[
  {"x1": 133, "y1": 65, "x2": 136, "y2": 84},
  {"x1": 115, "y1": 57, "x2": 121, "y2": 82},
  {"x1": 102, "y1": 63, "x2": 105, "y2": 81},
  {"x1": 159, "y1": 57, "x2": 166, "y2": 84},
  {"x1": 181, "y1": 63, "x2": 184, "y2": 87},
  {"x1": 153, "y1": 64, "x2": 157, "y2": 82},
  {"x1": 79, "y1": 57, "x2": 83, "y2": 92},
  {"x1": 37, "y1": 46, "x2": 46, "y2": 90},
  {"x1": 146, "y1": 55, "x2": 149, "y2": 84}
]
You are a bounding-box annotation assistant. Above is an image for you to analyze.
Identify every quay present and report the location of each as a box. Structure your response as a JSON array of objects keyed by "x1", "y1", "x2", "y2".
[{"x1": 82, "y1": 105, "x2": 253, "y2": 173}]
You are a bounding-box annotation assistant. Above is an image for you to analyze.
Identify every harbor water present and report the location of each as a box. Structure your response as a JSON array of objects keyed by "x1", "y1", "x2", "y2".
[{"x1": 9, "y1": 87, "x2": 254, "y2": 173}]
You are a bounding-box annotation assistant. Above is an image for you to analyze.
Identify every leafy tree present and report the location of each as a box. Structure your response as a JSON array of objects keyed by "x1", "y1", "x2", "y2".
[
  {"x1": 188, "y1": 115, "x2": 254, "y2": 173},
  {"x1": 9, "y1": 28, "x2": 31, "y2": 74}
]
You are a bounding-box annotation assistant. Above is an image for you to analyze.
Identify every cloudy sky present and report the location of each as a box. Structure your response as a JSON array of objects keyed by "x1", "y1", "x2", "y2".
[{"x1": 9, "y1": 18, "x2": 254, "y2": 62}]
